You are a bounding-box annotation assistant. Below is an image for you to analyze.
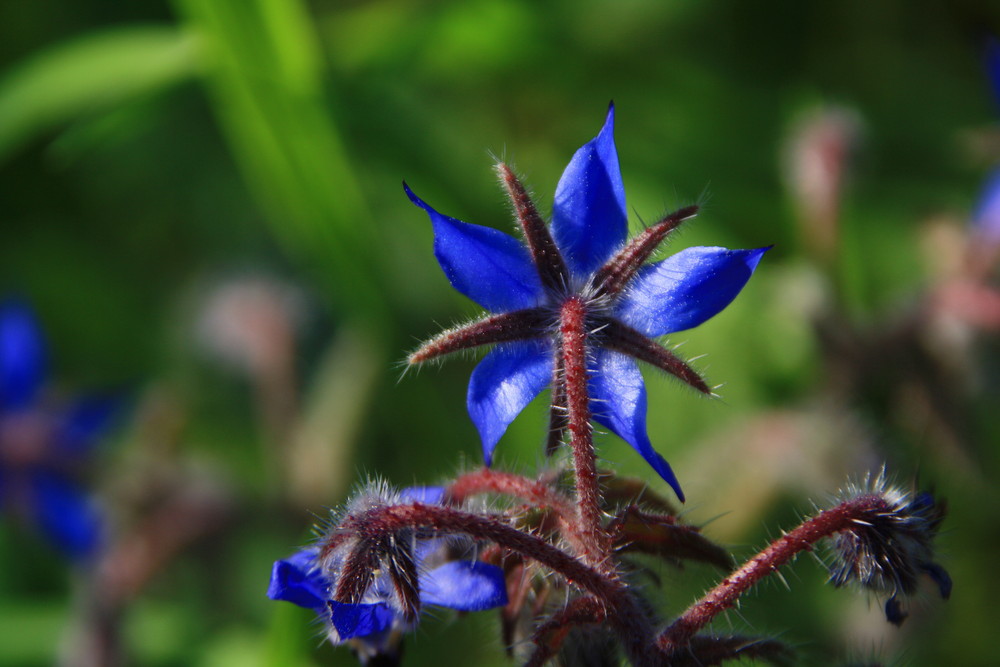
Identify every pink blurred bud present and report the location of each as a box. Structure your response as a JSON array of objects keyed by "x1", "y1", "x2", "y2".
[{"x1": 784, "y1": 106, "x2": 862, "y2": 263}]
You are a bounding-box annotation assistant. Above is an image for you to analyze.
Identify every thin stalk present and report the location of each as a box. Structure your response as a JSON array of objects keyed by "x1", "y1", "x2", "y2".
[
  {"x1": 559, "y1": 296, "x2": 610, "y2": 568},
  {"x1": 658, "y1": 493, "x2": 891, "y2": 651},
  {"x1": 446, "y1": 468, "x2": 585, "y2": 555}
]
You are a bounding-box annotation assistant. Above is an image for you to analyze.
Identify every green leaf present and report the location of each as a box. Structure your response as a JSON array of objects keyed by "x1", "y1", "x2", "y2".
[{"x1": 0, "y1": 25, "x2": 199, "y2": 161}]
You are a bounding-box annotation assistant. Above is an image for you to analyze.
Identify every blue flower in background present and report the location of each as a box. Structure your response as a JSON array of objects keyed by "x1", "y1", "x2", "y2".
[
  {"x1": 406, "y1": 105, "x2": 768, "y2": 501},
  {"x1": 972, "y1": 168, "x2": 1000, "y2": 242},
  {"x1": 977, "y1": 39, "x2": 1000, "y2": 242},
  {"x1": 0, "y1": 299, "x2": 115, "y2": 561},
  {"x1": 268, "y1": 486, "x2": 507, "y2": 659}
]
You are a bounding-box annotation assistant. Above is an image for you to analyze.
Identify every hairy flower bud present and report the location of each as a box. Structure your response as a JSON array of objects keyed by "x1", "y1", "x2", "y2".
[
  {"x1": 268, "y1": 481, "x2": 507, "y2": 661},
  {"x1": 826, "y1": 471, "x2": 951, "y2": 625}
]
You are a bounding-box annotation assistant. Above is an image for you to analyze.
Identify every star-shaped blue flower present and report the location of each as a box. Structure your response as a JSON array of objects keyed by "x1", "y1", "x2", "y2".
[
  {"x1": 267, "y1": 487, "x2": 507, "y2": 653},
  {"x1": 0, "y1": 298, "x2": 115, "y2": 560},
  {"x1": 405, "y1": 105, "x2": 768, "y2": 501}
]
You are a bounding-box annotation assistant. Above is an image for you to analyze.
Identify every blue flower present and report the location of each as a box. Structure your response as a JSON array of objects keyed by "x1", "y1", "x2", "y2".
[
  {"x1": 267, "y1": 486, "x2": 507, "y2": 657},
  {"x1": 973, "y1": 168, "x2": 1000, "y2": 243},
  {"x1": 405, "y1": 105, "x2": 768, "y2": 501},
  {"x1": 0, "y1": 298, "x2": 114, "y2": 561}
]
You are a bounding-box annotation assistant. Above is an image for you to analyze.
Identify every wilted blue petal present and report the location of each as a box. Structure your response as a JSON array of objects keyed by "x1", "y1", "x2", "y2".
[
  {"x1": 419, "y1": 560, "x2": 508, "y2": 611},
  {"x1": 267, "y1": 549, "x2": 328, "y2": 613},
  {"x1": 589, "y1": 350, "x2": 684, "y2": 501},
  {"x1": 552, "y1": 104, "x2": 628, "y2": 278},
  {"x1": 30, "y1": 471, "x2": 102, "y2": 560},
  {"x1": 405, "y1": 183, "x2": 543, "y2": 312},
  {"x1": 55, "y1": 395, "x2": 121, "y2": 456},
  {"x1": 617, "y1": 246, "x2": 769, "y2": 337},
  {"x1": 467, "y1": 343, "x2": 551, "y2": 466},
  {"x1": 923, "y1": 562, "x2": 953, "y2": 600},
  {"x1": 329, "y1": 601, "x2": 398, "y2": 640},
  {"x1": 0, "y1": 299, "x2": 47, "y2": 410}
]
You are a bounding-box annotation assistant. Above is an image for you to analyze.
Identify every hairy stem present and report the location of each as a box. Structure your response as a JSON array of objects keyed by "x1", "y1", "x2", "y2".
[
  {"x1": 560, "y1": 296, "x2": 610, "y2": 568},
  {"x1": 658, "y1": 493, "x2": 892, "y2": 651},
  {"x1": 446, "y1": 468, "x2": 586, "y2": 554},
  {"x1": 446, "y1": 469, "x2": 576, "y2": 518},
  {"x1": 525, "y1": 596, "x2": 607, "y2": 667}
]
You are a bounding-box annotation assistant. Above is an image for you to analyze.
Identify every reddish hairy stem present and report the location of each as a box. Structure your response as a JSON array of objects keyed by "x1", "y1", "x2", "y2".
[
  {"x1": 525, "y1": 596, "x2": 608, "y2": 667},
  {"x1": 447, "y1": 468, "x2": 576, "y2": 518},
  {"x1": 658, "y1": 494, "x2": 892, "y2": 651},
  {"x1": 447, "y1": 468, "x2": 586, "y2": 556},
  {"x1": 546, "y1": 347, "x2": 568, "y2": 456},
  {"x1": 330, "y1": 503, "x2": 615, "y2": 598},
  {"x1": 560, "y1": 296, "x2": 610, "y2": 567}
]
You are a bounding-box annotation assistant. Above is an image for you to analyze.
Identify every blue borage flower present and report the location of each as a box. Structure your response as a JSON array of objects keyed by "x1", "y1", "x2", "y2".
[
  {"x1": 267, "y1": 486, "x2": 507, "y2": 655},
  {"x1": 405, "y1": 105, "x2": 768, "y2": 501},
  {"x1": 0, "y1": 298, "x2": 114, "y2": 560}
]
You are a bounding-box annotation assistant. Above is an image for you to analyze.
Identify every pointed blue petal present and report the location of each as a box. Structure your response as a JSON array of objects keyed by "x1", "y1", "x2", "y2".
[
  {"x1": 267, "y1": 548, "x2": 328, "y2": 613},
  {"x1": 589, "y1": 350, "x2": 684, "y2": 501},
  {"x1": 399, "y1": 486, "x2": 446, "y2": 505},
  {"x1": 405, "y1": 183, "x2": 543, "y2": 312},
  {"x1": 552, "y1": 104, "x2": 628, "y2": 278},
  {"x1": 617, "y1": 246, "x2": 769, "y2": 337},
  {"x1": 328, "y1": 601, "x2": 398, "y2": 640},
  {"x1": 419, "y1": 560, "x2": 508, "y2": 611},
  {"x1": 467, "y1": 343, "x2": 551, "y2": 466},
  {"x1": 0, "y1": 299, "x2": 47, "y2": 410},
  {"x1": 30, "y1": 472, "x2": 103, "y2": 560}
]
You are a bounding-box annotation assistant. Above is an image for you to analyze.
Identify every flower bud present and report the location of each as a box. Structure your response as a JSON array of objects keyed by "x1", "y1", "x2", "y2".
[{"x1": 827, "y1": 471, "x2": 950, "y2": 625}]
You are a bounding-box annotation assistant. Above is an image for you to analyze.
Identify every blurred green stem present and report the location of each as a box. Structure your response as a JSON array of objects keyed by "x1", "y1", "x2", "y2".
[{"x1": 172, "y1": 0, "x2": 390, "y2": 333}]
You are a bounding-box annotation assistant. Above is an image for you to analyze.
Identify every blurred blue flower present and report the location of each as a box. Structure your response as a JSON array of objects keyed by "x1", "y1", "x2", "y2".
[
  {"x1": 986, "y1": 36, "x2": 1000, "y2": 111},
  {"x1": 976, "y1": 39, "x2": 1000, "y2": 242},
  {"x1": 406, "y1": 105, "x2": 768, "y2": 501},
  {"x1": 0, "y1": 299, "x2": 114, "y2": 561},
  {"x1": 268, "y1": 486, "x2": 507, "y2": 657},
  {"x1": 972, "y1": 168, "x2": 1000, "y2": 242}
]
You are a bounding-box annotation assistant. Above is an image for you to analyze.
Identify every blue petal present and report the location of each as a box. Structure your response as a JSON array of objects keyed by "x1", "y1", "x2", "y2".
[
  {"x1": 55, "y1": 395, "x2": 121, "y2": 457},
  {"x1": 617, "y1": 246, "x2": 769, "y2": 337},
  {"x1": 405, "y1": 183, "x2": 543, "y2": 312},
  {"x1": 30, "y1": 472, "x2": 103, "y2": 560},
  {"x1": 972, "y1": 168, "x2": 1000, "y2": 241},
  {"x1": 0, "y1": 299, "x2": 47, "y2": 410},
  {"x1": 399, "y1": 486, "x2": 446, "y2": 505},
  {"x1": 552, "y1": 104, "x2": 628, "y2": 278},
  {"x1": 589, "y1": 350, "x2": 684, "y2": 501},
  {"x1": 267, "y1": 548, "x2": 328, "y2": 613},
  {"x1": 419, "y1": 560, "x2": 508, "y2": 611},
  {"x1": 329, "y1": 601, "x2": 398, "y2": 640},
  {"x1": 467, "y1": 343, "x2": 551, "y2": 466}
]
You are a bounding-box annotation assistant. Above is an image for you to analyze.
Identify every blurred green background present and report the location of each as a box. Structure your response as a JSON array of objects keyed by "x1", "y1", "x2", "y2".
[{"x1": 2, "y1": 0, "x2": 999, "y2": 665}]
